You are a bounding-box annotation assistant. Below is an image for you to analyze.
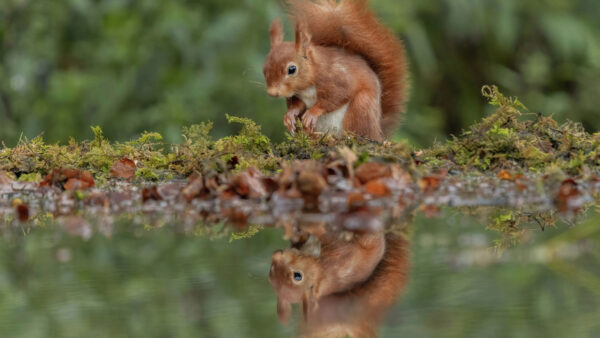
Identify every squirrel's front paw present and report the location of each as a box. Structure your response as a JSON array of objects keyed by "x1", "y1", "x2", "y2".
[
  {"x1": 302, "y1": 112, "x2": 319, "y2": 134},
  {"x1": 284, "y1": 110, "x2": 299, "y2": 136}
]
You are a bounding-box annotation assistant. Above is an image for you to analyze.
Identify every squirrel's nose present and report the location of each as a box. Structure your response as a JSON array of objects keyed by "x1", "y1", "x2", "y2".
[{"x1": 267, "y1": 88, "x2": 280, "y2": 97}]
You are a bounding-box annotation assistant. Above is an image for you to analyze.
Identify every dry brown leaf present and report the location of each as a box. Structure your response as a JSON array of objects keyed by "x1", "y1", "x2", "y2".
[
  {"x1": 110, "y1": 158, "x2": 137, "y2": 180},
  {"x1": 142, "y1": 186, "x2": 162, "y2": 203},
  {"x1": 555, "y1": 178, "x2": 581, "y2": 213},
  {"x1": 16, "y1": 203, "x2": 29, "y2": 222},
  {"x1": 355, "y1": 162, "x2": 391, "y2": 184},
  {"x1": 231, "y1": 168, "x2": 267, "y2": 199},
  {"x1": 182, "y1": 175, "x2": 205, "y2": 202},
  {"x1": 364, "y1": 179, "x2": 391, "y2": 197},
  {"x1": 41, "y1": 168, "x2": 95, "y2": 190},
  {"x1": 497, "y1": 170, "x2": 512, "y2": 181}
]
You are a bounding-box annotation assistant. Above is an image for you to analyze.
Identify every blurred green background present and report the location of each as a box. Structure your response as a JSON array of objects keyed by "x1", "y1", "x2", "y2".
[{"x1": 1, "y1": 0, "x2": 599, "y2": 147}]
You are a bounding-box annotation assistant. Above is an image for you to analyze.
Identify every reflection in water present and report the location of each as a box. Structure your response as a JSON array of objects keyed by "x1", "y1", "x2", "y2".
[
  {"x1": 269, "y1": 220, "x2": 410, "y2": 338},
  {"x1": 1, "y1": 168, "x2": 600, "y2": 337}
]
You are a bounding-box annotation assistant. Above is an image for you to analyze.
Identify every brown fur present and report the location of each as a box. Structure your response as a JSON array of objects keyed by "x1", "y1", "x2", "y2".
[
  {"x1": 264, "y1": 0, "x2": 409, "y2": 140},
  {"x1": 269, "y1": 232, "x2": 411, "y2": 337},
  {"x1": 269, "y1": 231, "x2": 386, "y2": 324}
]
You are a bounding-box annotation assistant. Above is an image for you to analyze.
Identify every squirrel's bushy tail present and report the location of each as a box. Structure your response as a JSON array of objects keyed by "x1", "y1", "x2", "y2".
[{"x1": 290, "y1": 0, "x2": 409, "y2": 136}]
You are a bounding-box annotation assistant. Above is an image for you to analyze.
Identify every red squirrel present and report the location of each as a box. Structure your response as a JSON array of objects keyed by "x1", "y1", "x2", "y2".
[
  {"x1": 269, "y1": 230, "x2": 410, "y2": 337},
  {"x1": 269, "y1": 229, "x2": 386, "y2": 324},
  {"x1": 263, "y1": 0, "x2": 409, "y2": 142}
]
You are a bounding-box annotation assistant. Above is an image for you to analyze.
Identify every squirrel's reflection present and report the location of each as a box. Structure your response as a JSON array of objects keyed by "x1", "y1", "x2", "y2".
[{"x1": 269, "y1": 223, "x2": 411, "y2": 337}]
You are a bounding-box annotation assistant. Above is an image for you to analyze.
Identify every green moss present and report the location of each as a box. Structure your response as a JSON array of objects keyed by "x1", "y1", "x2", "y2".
[
  {"x1": 135, "y1": 168, "x2": 160, "y2": 181},
  {"x1": 18, "y1": 172, "x2": 42, "y2": 182},
  {"x1": 420, "y1": 85, "x2": 599, "y2": 175},
  {"x1": 182, "y1": 122, "x2": 213, "y2": 155},
  {"x1": 90, "y1": 126, "x2": 107, "y2": 148},
  {"x1": 215, "y1": 114, "x2": 271, "y2": 154},
  {"x1": 135, "y1": 132, "x2": 163, "y2": 145},
  {"x1": 1, "y1": 86, "x2": 597, "y2": 182}
]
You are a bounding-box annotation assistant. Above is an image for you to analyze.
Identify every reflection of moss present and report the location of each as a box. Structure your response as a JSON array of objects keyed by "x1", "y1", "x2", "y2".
[{"x1": 229, "y1": 225, "x2": 264, "y2": 243}]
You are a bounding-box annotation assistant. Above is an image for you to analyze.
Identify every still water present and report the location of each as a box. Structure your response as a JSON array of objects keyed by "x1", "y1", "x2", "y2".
[{"x1": 0, "y1": 207, "x2": 598, "y2": 338}]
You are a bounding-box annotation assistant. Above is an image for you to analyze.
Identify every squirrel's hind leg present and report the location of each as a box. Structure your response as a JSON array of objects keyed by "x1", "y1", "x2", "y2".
[{"x1": 342, "y1": 91, "x2": 383, "y2": 142}]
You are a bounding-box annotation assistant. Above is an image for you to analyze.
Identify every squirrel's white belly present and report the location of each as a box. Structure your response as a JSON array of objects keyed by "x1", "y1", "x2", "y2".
[
  {"x1": 316, "y1": 104, "x2": 348, "y2": 134},
  {"x1": 298, "y1": 86, "x2": 347, "y2": 134}
]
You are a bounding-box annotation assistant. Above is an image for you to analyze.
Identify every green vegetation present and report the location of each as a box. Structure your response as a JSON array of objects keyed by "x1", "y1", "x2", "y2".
[
  {"x1": 1, "y1": 87, "x2": 597, "y2": 184},
  {"x1": 421, "y1": 86, "x2": 600, "y2": 174}
]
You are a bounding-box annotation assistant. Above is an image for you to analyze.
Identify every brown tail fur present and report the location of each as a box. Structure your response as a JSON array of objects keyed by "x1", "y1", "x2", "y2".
[
  {"x1": 289, "y1": 0, "x2": 409, "y2": 136},
  {"x1": 299, "y1": 233, "x2": 411, "y2": 337}
]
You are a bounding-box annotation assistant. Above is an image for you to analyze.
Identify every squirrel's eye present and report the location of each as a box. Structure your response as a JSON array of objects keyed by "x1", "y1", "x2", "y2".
[
  {"x1": 293, "y1": 272, "x2": 303, "y2": 282},
  {"x1": 287, "y1": 65, "x2": 297, "y2": 75}
]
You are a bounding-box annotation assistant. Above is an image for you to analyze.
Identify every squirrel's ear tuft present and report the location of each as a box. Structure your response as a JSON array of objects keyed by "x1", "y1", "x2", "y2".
[
  {"x1": 277, "y1": 297, "x2": 291, "y2": 324},
  {"x1": 270, "y1": 19, "x2": 284, "y2": 47},
  {"x1": 295, "y1": 22, "x2": 312, "y2": 56}
]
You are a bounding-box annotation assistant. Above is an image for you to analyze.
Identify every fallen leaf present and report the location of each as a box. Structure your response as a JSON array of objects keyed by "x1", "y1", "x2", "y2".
[
  {"x1": 364, "y1": 179, "x2": 391, "y2": 197},
  {"x1": 296, "y1": 171, "x2": 327, "y2": 197},
  {"x1": 355, "y1": 163, "x2": 391, "y2": 184},
  {"x1": 296, "y1": 170, "x2": 327, "y2": 210},
  {"x1": 497, "y1": 170, "x2": 512, "y2": 181},
  {"x1": 110, "y1": 158, "x2": 137, "y2": 179},
  {"x1": 555, "y1": 178, "x2": 582, "y2": 213},
  {"x1": 231, "y1": 168, "x2": 267, "y2": 199},
  {"x1": 64, "y1": 178, "x2": 92, "y2": 191},
  {"x1": 16, "y1": 203, "x2": 29, "y2": 222},
  {"x1": 419, "y1": 170, "x2": 448, "y2": 194},
  {"x1": 182, "y1": 175, "x2": 205, "y2": 202},
  {"x1": 142, "y1": 186, "x2": 162, "y2": 203},
  {"x1": 78, "y1": 171, "x2": 95, "y2": 187},
  {"x1": 419, "y1": 176, "x2": 440, "y2": 193},
  {"x1": 277, "y1": 165, "x2": 295, "y2": 190},
  {"x1": 41, "y1": 168, "x2": 95, "y2": 190},
  {"x1": 262, "y1": 177, "x2": 279, "y2": 195},
  {"x1": 347, "y1": 192, "x2": 366, "y2": 210}
]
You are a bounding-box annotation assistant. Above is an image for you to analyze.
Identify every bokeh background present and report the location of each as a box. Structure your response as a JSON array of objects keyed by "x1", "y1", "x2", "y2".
[{"x1": 1, "y1": 0, "x2": 599, "y2": 147}]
